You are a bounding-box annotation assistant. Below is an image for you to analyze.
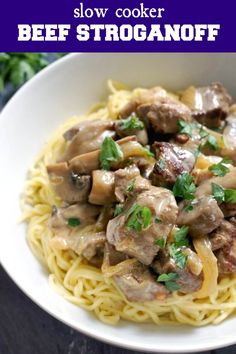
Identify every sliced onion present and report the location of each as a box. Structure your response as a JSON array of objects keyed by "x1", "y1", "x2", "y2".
[
  {"x1": 193, "y1": 236, "x2": 218, "y2": 299},
  {"x1": 101, "y1": 258, "x2": 137, "y2": 277}
]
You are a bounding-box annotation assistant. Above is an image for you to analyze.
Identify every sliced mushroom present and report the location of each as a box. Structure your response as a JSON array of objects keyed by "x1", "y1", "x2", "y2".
[
  {"x1": 89, "y1": 170, "x2": 116, "y2": 205},
  {"x1": 61, "y1": 119, "x2": 116, "y2": 160},
  {"x1": 47, "y1": 162, "x2": 91, "y2": 203}
]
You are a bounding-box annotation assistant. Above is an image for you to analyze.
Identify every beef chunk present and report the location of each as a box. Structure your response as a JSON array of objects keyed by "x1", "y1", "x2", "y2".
[
  {"x1": 114, "y1": 261, "x2": 169, "y2": 301},
  {"x1": 107, "y1": 186, "x2": 178, "y2": 265},
  {"x1": 151, "y1": 142, "x2": 195, "y2": 187},
  {"x1": 177, "y1": 196, "x2": 224, "y2": 237},
  {"x1": 137, "y1": 97, "x2": 192, "y2": 134},
  {"x1": 181, "y1": 82, "x2": 232, "y2": 129},
  {"x1": 114, "y1": 165, "x2": 150, "y2": 203},
  {"x1": 209, "y1": 220, "x2": 232, "y2": 251},
  {"x1": 152, "y1": 249, "x2": 203, "y2": 293},
  {"x1": 214, "y1": 218, "x2": 236, "y2": 274}
]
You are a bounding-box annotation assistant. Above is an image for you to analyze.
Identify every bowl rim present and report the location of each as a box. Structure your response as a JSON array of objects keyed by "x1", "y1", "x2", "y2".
[{"x1": 1, "y1": 52, "x2": 236, "y2": 353}]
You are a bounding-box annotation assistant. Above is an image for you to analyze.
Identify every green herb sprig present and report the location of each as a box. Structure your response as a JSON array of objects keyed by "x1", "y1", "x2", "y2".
[
  {"x1": 0, "y1": 53, "x2": 65, "y2": 92},
  {"x1": 126, "y1": 204, "x2": 152, "y2": 231},
  {"x1": 99, "y1": 137, "x2": 124, "y2": 170},
  {"x1": 157, "y1": 273, "x2": 180, "y2": 292},
  {"x1": 212, "y1": 183, "x2": 236, "y2": 204}
]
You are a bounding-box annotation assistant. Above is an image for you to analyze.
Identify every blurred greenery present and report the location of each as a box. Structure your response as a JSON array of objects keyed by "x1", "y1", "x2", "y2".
[{"x1": 0, "y1": 53, "x2": 66, "y2": 92}]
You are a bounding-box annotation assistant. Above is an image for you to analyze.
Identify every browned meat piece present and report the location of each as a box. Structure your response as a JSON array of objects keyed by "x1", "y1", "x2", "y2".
[
  {"x1": 107, "y1": 186, "x2": 178, "y2": 265},
  {"x1": 51, "y1": 208, "x2": 105, "y2": 267},
  {"x1": 181, "y1": 83, "x2": 232, "y2": 129},
  {"x1": 89, "y1": 170, "x2": 116, "y2": 205},
  {"x1": 152, "y1": 249, "x2": 203, "y2": 293},
  {"x1": 114, "y1": 261, "x2": 169, "y2": 301},
  {"x1": 137, "y1": 97, "x2": 192, "y2": 134},
  {"x1": 209, "y1": 220, "x2": 232, "y2": 251},
  {"x1": 196, "y1": 168, "x2": 236, "y2": 198},
  {"x1": 50, "y1": 203, "x2": 100, "y2": 238},
  {"x1": 177, "y1": 196, "x2": 224, "y2": 237},
  {"x1": 47, "y1": 162, "x2": 91, "y2": 203},
  {"x1": 151, "y1": 142, "x2": 195, "y2": 187},
  {"x1": 61, "y1": 119, "x2": 115, "y2": 161},
  {"x1": 114, "y1": 165, "x2": 150, "y2": 203},
  {"x1": 118, "y1": 86, "x2": 167, "y2": 119},
  {"x1": 115, "y1": 116, "x2": 148, "y2": 145},
  {"x1": 220, "y1": 203, "x2": 236, "y2": 217},
  {"x1": 215, "y1": 218, "x2": 236, "y2": 274},
  {"x1": 101, "y1": 242, "x2": 130, "y2": 277}
]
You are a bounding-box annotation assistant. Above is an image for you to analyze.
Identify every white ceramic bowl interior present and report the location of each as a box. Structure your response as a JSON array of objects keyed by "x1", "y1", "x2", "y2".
[{"x1": 0, "y1": 53, "x2": 236, "y2": 353}]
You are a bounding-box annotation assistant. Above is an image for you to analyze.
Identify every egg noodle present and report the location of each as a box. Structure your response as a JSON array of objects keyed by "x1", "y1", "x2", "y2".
[{"x1": 22, "y1": 81, "x2": 236, "y2": 326}]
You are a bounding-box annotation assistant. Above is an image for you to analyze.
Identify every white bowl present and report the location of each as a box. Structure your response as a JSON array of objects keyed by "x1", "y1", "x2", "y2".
[{"x1": 1, "y1": 53, "x2": 236, "y2": 353}]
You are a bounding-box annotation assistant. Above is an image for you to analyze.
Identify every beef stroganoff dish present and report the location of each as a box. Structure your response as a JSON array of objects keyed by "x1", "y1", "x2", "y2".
[{"x1": 22, "y1": 81, "x2": 236, "y2": 326}]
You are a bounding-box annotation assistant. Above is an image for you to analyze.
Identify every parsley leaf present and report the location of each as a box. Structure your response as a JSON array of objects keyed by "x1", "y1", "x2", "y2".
[
  {"x1": 202, "y1": 135, "x2": 219, "y2": 151},
  {"x1": 169, "y1": 244, "x2": 188, "y2": 269},
  {"x1": 114, "y1": 204, "x2": 124, "y2": 217},
  {"x1": 67, "y1": 217, "x2": 81, "y2": 227},
  {"x1": 118, "y1": 113, "x2": 144, "y2": 130},
  {"x1": 175, "y1": 226, "x2": 189, "y2": 247},
  {"x1": 208, "y1": 158, "x2": 232, "y2": 177},
  {"x1": 178, "y1": 120, "x2": 193, "y2": 137},
  {"x1": 173, "y1": 173, "x2": 196, "y2": 201},
  {"x1": 0, "y1": 53, "x2": 66, "y2": 92},
  {"x1": 154, "y1": 237, "x2": 166, "y2": 248},
  {"x1": 199, "y1": 125, "x2": 209, "y2": 139},
  {"x1": 224, "y1": 189, "x2": 236, "y2": 203},
  {"x1": 183, "y1": 203, "x2": 194, "y2": 212},
  {"x1": 126, "y1": 204, "x2": 152, "y2": 231},
  {"x1": 126, "y1": 178, "x2": 136, "y2": 193},
  {"x1": 99, "y1": 137, "x2": 124, "y2": 170},
  {"x1": 157, "y1": 272, "x2": 180, "y2": 292},
  {"x1": 211, "y1": 183, "x2": 236, "y2": 204},
  {"x1": 211, "y1": 183, "x2": 225, "y2": 203}
]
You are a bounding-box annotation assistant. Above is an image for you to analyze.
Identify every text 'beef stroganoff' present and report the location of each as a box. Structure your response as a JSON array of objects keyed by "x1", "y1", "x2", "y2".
[{"x1": 22, "y1": 81, "x2": 236, "y2": 326}]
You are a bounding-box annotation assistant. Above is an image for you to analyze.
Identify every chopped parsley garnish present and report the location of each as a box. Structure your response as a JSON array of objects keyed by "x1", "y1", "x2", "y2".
[
  {"x1": 126, "y1": 178, "x2": 136, "y2": 193},
  {"x1": 119, "y1": 113, "x2": 144, "y2": 130},
  {"x1": 208, "y1": 157, "x2": 232, "y2": 177},
  {"x1": 199, "y1": 125, "x2": 209, "y2": 139},
  {"x1": 126, "y1": 204, "x2": 152, "y2": 231},
  {"x1": 178, "y1": 120, "x2": 193, "y2": 137},
  {"x1": 99, "y1": 137, "x2": 123, "y2": 170},
  {"x1": 212, "y1": 183, "x2": 236, "y2": 204},
  {"x1": 202, "y1": 135, "x2": 219, "y2": 151},
  {"x1": 67, "y1": 217, "x2": 81, "y2": 227},
  {"x1": 155, "y1": 217, "x2": 162, "y2": 224},
  {"x1": 159, "y1": 158, "x2": 166, "y2": 170},
  {"x1": 173, "y1": 173, "x2": 196, "y2": 201},
  {"x1": 114, "y1": 204, "x2": 124, "y2": 217},
  {"x1": 154, "y1": 237, "x2": 166, "y2": 248},
  {"x1": 169, "y1": 244, "x2": 188, "y2": 269},
  {"x1": 183, "y1": 203, "x2": 194, "y2": 212},
  {"x1": 157, "y1": 272, "x2": 180, "y2": 292},
  {"x1": 142, "y1": 146, "x2": 154, "y2": 158},
  {"x1": 174, "y1": 226, "x2": 189, "y2": 247}
]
